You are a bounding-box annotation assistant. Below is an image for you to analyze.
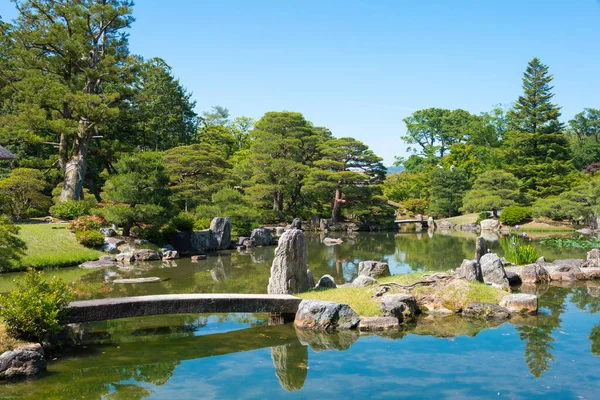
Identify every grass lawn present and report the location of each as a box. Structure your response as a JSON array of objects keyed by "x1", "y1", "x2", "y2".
[
  {"x1": 13, "y1": 223, "x2": 102, "y2": 271},
  {"x1": 439, "y1": 214, "x2": 479, "y2": 225},
  {"x1": 297, "y1": 273, "x2": 506, "y2": 317}
]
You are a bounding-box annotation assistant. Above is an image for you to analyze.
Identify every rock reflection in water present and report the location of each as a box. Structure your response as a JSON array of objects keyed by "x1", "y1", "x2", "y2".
[
  {"x1": 271, "y1": 341, "x2": 308, "y2": 391},
  {"x1": 295, "y1": 328, "x2": 359, "y2": 352}
]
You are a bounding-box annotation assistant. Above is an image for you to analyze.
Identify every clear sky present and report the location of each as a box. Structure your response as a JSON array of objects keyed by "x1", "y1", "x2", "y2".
[{"x1": 1, "y1": 0, "x2": 599, "y2": 165}]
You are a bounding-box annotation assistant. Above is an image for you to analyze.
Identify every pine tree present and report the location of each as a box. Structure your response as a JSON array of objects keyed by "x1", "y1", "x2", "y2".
[{"x1": 504, "y1": 57, "x2": 573, "y2": 198}]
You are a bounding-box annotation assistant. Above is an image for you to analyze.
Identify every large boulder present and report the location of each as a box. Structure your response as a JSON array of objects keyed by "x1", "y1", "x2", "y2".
[
  {"x1": 587, "y1": 249, "x2": 600, "y2": 269},
  {"x1": 316, "y1": 274, "x2": 337, "y2": 289},
  {"x1": 544, "y1": 259, "x2": 585, "y2": 273},
  {"x1": 0, "y1": 343, "x2": 47, "y2": 379},
  {"x1": 116, "y1": 252, "x2": 135, "y2": 264},
  {"x1": 352, "y1": 274, "x2": 377, "y2": 287},
  {"x1": 381, "y1": 294, "x2": 420, "y2": 322},
  {"x1": 100, "y1": 228, "x2": 117, "y2": 237},
  {"x1": 358, "y1": 316, "x2": 399, "y2": 331},
  {"x1": 437, "y1": 220, "x2": 456, "y2": 231},
  {"x1": 294, "y1": 300, "x2": 360, "y2": 330},
  {"x1": 210, "y1": 217, "x2": 231, "y2": 250},
  {"x1": 500, "y1": 293, "x2": 538, "y2": 314},
  {"x1": 268, "y1": 229, "x2": 310, "y2": 294},
  {"x1": 521, "y1": 263, "x2": 550, "y2": 284},
  {"x1": 462, "y1": 302, "x2": 511, "y2": 319},
  {"x1": 170, "y1": 230, "x2": 213, "y2": 256},
  {"x1": 461, "y1": 223, "x2": 479, "y2": 232},
  {"x1": 455, "y1": 259, "x2": 483, "y2": 282},
  {"x1": 475, "y1": 236, "x2": 488, "y2": 262},
  {"x1": 358, "y1": 261, "x2": 391, "y2": 279},
  {"x1": 133, "y1": 249, "x2": 161, "y2": 261},
  {"x1": 479, "y1": 253, "x2": 510, "y2": 290},
  {"x1": 250, "y1": 228, "x2": 274, "y2": 247},
  {"x1": 480, "y1": 219, "x2": 500, "y2": 231}
]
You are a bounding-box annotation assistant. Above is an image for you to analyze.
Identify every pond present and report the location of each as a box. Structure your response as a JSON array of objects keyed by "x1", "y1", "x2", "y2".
[{"x1": 1, "y1": 231, "x2": 599, "y2": 398}]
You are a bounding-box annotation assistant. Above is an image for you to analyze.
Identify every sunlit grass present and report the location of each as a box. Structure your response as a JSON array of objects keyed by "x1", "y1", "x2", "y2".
[
  {"x1": 297, "y1": 273, "x2": 506, "y2": 317},
  {"x1": 13, "y1": 223, "x2": 102, "y2": 271}
]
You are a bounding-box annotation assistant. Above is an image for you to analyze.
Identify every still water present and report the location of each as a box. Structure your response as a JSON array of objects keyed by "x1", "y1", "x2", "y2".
[{"x1": 1, "y1": 232, "x2": 599, "y2": 399}]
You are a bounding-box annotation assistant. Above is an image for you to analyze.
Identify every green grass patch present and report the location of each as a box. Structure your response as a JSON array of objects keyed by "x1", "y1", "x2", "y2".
[
  {"x1": 297, "y1": 273, "x2": 506, "y2": 317},
  {"x1": 12, "y1": 224, "x2": 102, "y2": 271},
  {"x1": 439, "y1": 214, "x2": 479, "y2": 225}
]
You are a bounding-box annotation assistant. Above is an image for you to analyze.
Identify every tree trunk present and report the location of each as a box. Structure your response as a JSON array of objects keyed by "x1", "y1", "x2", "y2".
[
  {"x1": 273, "y1": 191, "x2": 284, "y2": 212},
  {"x1": 123, "y1": 220, "x2": 133, "y2": 237},
  {"x1": 331, "y1": 185, "x2": 344, "y2": 222},
  {"x1": 59, "y1": 119, "x2": 92, "y2": 202}
]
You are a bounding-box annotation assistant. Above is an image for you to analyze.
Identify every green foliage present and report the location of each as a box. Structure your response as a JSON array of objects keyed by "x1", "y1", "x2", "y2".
[
  {"x1": 539, "y1": 236, "x2": 600, "y2": 249},
  {"x1": 383, "y1": 170, "x2": 430, "y2": 202},
  {"x1": 170, "y1": 212, "x2": 197, "y2": 232},
  {"x1": 196, "y1": 188, "x2": 261, "y2": 238},
  {"x1": 461, "y1": 170, "x2": 523, "y2": 215},
  {"x1": 503, "y1": 57, "x2": 573, "y2": 197},
  {"x1": 67, "y1": 215, "x2": 104, "y2": 233},
  {"x1": 75, "y1": 230, "x2": 105, "y2": 248},
  {"x1": 500, "y1": 234, "x2": 540, "y2": 265},
  {"x1": 0, "y1": 216, "x2": 27, "y2": 271},
  {"x1": 428, "y1": 168, "x2": 470, "y2": 218},
  {"x1": 499, "y1": 206, "x2": 531, "y2": 226},
  {"x1": 102, "y1": 152, "x2": 170, "y2": 236},
  {"x1": 50, "y1": 200, "x2": 95, "y2": 221},
  {"x1": 402, "y1": 198, "x2": 429, "y2": 215},
  {"x1": 0, "y1": 168, "x2": 51, "y2": 220},
  {"x1": 0, "y1": 269, "x2": 73, "y2": 342}
]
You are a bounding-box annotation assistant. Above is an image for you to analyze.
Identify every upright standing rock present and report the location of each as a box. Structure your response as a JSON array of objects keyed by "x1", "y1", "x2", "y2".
[
  {"x1": 455, "y1": 259, "x2": 483, "y2": 282},
  {"x1": 210, "y1": 217, "x2": 231, "y2": 250},
  {"x1": 475, "y1": 236, "x2": 488, "y2": 262},
  {"x1": 291, "y1": 217, "x2": 302, "y2": 230},
  {"x1": 268, "y1": 229, "x2": 310, "y2": 294},
  {"x1": 479, "y1": 253, "x2": 510, "y2": 290}
]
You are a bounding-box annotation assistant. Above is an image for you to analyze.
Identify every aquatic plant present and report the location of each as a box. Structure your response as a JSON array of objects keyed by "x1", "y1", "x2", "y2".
[
  {"x1": 500, "y1": 230, "x2": 540, "y2": 265},
  {"x1": 539, "y1": 236, "x2": 600, "y2": 249}
]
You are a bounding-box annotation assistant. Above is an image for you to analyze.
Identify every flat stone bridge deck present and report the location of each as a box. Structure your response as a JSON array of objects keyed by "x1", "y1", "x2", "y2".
[{"x1": 65, "y1": 293, "x2": 302, "y2": 323}]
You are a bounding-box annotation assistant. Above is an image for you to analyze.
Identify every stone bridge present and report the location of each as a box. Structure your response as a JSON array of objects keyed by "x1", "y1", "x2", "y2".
[{"x1": 64, "y1": 293, "x2": 302, "y2": 323}]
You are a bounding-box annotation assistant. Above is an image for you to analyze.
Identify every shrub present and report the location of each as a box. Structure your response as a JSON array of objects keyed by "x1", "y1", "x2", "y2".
[
  {"x1": 476, "y1": 212, "x2": 489, "y2": 224},
  {"x1": 0, "y1": 269, "x2": 73, "y2": 342},
  {"x1": 0, "y1": 216, "x2": 27, "y2": 271},
  {"x1": 75, "y1": 230, "x2": 105, "y2": 248},
  {"x1": 499, "y1": 206, "x2": 530, "y2": 226},
  {"x1": 402, "y1": 198, "x2": 428, "y2": 215},
  {"x1": 170, "y1": 212, "x2": 197, "y2": 232},
  {"x1": 0, "y1": 168, "x2": 52, "y2": 220},
  {"x1": 50, "y1": 200, "x2": 95, "y2": 220},
  {"x1": 67, "y1": 215, "x2": 104, "y2": 232},
  {"x1": 500, "y1": 234, "x2": 540, "y2": 265}
]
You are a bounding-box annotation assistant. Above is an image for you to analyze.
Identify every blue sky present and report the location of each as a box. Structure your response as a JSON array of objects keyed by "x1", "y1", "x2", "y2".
[{"x1": 2, "y1": 0, "x2": 599, "y2": 165}]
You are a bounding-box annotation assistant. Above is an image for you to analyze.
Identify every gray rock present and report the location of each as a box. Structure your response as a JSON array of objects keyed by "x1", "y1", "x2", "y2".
[
  {"x1": 587, "y1": 249, "x2": 600, "y2": 269},
  {"x1": 116, "y1": 252, "x2": 135, "y2": 264},
  {"x1": 437, "y1": 220, "x2": 456, "y2": 231},
  {"x1": 319, "y1": 218, "x2": 329, "y2": 231},
  {"x1": 500, "y1": 293, "x2": 538, "y2": 314},
  {"x1": 536, "y1": 256, "x2": 547, "y2": 264},
  {"x1": 505, "y1": 270, "x2": 522, "y2": 285},
  {"x1": 250, "y1": 228, "x2": 274, "y2": 247},
  {"x1": 475, "y1": 236, "x2": 488, "y2": 262},
  {"x1": 134, "y1": 239, "x2": 148, "y2": 245},
  {"x1": 480, "y1": 219, "x2": 500, "y2": 231},
  {"x1": 462, "y1": 223, "x2": 479, "y2": 232},
  {"x1": 112, "y1": 277, "x2": 161, "y2": 284},
  {"x1": 358, "y1": 316, "x2": 399, "y2": 331},
  {"x1": 0, "y1": 343, "x2": 47, "y2": 379},
  {"x1": 291, "y1": 218, "x2": 302, "y2": 230},
  {"x1": 347, "y1": 222, "x2": 361, "y2": 231},
  {"x1": 100, "y1": 228, "x2": 117, "y2": 237},
  {"x1": 161, "y1": 249, "x2": 179, "y2": 260},
  {"x1": 133, "y1": 249, "x2": 161, "y2": 261},
  {"x1": 381, "y1": 294, "x2": 420, "y2": 322},
  {"x1": 544, "y1": 259, "x2": 585, "y2": 273},
  {"x1": 170, "y1": 230, "x2": 213, "y2": 256},
  {"x1": 275, "y1": 227, "x2": 286, "y2": 236},
  {"x1": 358, "y1": 261, "x2": 391, "y2": 279},
  {"x1": 463, "y1": 302, "x2": 511, "y2": 319},
  {"x1": 479, "y1": 253, "x2": 510, "y2": 290},
  {"x1": 191, "y1": 254, "x2": 207, "y2": 262},
  {"x1": 102, "y1": 242, "x2": 119, "y2": 254},
  {"x1": 316, "y1": 274, "x2": 337, "y2": 289},
  {"x1": 79, "y1": 259, "x2": 117, "y2": 269},
  {"x1": 307, "y1": 269, "x2": 316, "y2": 288},
  {"x1": 323, "y1": 237, "x2": 343, "y2": 246},
  {"x1": 268, "y1": 229, "x2": 310, "y2": 294},
  {"x1": 352, "y1": 274, "x2": 377, "y2": 287},
  {"x1": 455, "y1": 259, "x2": 483, "y2": 282},
  {"x1": 427, "y1": 217, "x2": 435, "y2": 229},
  {"x1": 294, "y1": 300, "x2": 360, "y2": 330},
  {"x1": 521, "y1": 263, "x2": 550, "y2": 284},
  {"x1": 210, "y1": 217, "x2": 232, "y2": 250},
  {"x1": 99, "y1": 255, "x2": 115, "y2": 261},
  {"x1": 577, "y1": 228, "x2": 594, "y2": 235},
  {"x1": 104, "y1": 236, "x2": 125, "y2": 247}
]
